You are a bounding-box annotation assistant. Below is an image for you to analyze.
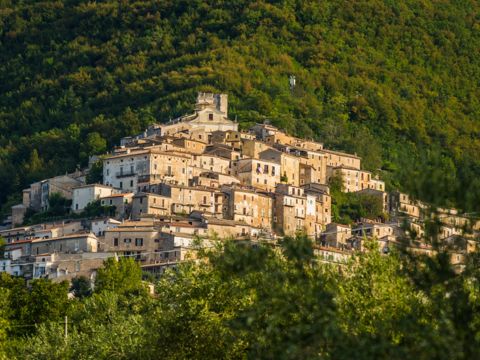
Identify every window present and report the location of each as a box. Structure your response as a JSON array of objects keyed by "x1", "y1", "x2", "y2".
[
  {"x1": 119, "y1": 181, "x2": 123, "y2": 189},
  {"x1": 124, "y1": 238, "x2": 131, "y2": 244},
  {"x1": 114, "y1": 238, "x2": 119, "y2": 246},
  {"x1": 106, "y1": 169, "x2": 110, "y2": 176},
  {"x1": 135, "y1": 238, "x2": 144, "y2": 246},
  {"x1": 130, "y1": 180, "x2": 134, "y2": 187},
  {"x1": 208, "y1": 113, "x2": 213, "y2": 120}
]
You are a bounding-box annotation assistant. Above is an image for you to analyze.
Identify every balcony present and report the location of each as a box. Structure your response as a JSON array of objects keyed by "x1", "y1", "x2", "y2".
[{"x1": 116, "y1": 170, "x2": 137, "y2": 178}]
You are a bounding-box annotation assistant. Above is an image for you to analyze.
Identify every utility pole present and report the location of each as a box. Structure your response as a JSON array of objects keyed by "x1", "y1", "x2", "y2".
[{"x1": 64, "y1": 315, "x2": 68, "y2": 340}]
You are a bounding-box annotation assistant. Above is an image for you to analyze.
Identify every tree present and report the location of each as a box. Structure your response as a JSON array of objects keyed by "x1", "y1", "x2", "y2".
[
  {"x1": 47, "y1": 193, "x2": 71, "y2": 216},
  {"x1": 82, "y1": 132, "x2": 107, "y2": 161},
  {"x1": 86, "y1": 160, "x2": 103, "y2": 184},
  {"x1": 80, "y1": 200, "x2": 115, "y2": 218},
  {"x1": 70, "y1": 276, "x2": 92, "y2": 299},
  {"x1": 95, "y1": 257, "x2": 146, "y2": 296},
  {"x1": 0, "y1": 236, "x2": 5, "y2": 258}
]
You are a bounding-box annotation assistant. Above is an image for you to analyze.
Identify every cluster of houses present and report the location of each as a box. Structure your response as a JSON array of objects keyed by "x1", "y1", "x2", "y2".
[{"x1": 1, "y1": 92, "x2": 478, "y2": 281}]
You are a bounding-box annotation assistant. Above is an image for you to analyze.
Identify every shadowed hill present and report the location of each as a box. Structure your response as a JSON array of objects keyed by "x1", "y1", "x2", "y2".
[{"x1": 1, "y1": 0, "x2": 479, "y2": 214}]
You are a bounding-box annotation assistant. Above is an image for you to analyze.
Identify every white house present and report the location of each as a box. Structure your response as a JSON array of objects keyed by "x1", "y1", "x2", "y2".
[
  {"x1": 72, "y1": 184, "x2": 117, "y2": 213},
  {"x1": 91, "y1": 218, "x2": 121, "y2": 237}
]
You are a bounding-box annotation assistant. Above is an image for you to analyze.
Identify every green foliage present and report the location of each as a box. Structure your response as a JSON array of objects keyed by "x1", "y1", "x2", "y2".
[
  {"x1": 0, "y1": 236, "x2": 5, "y2": 258},
  {"x1": 86, "y1": 160, "x2": 103, "y2": 185},
  {"x1": 329, "y1": 174, "x2": 386, "y2": 223},
  {"x1": 3, "y1": 235, "x2": 480, "y2": 358},
  {"x1": 47, "y1": 193, "x2": 72, "y2": 216},
  {"x1": 70, "y1": 276, "x2": 92, "y2": 299},
  {"x1": 0, "y1": 288, "x2": 10, "y2": 359},
  {"x1": 24, "y1": 199, "x2": 115, "y2": 226},
  {"x1": 81, "y1": 200, "x2": 115, "y2": 218},
  {"x1": 0, "y1": 274, "x2": 70, "y2": 337},
  {"x1": 9, "y1": 291, "x2": 150, "y2": 360},
  {"x1": 0, "y1": 0, "x2": 479, "y2": 215},
  {"x1": 95, "y1": 257, "x2": 146, "y2": 296}
]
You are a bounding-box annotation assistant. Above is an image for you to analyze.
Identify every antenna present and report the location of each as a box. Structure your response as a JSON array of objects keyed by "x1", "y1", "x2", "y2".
[{"x1": 289, "y1": 75, "x2": 296, "y2": 90}]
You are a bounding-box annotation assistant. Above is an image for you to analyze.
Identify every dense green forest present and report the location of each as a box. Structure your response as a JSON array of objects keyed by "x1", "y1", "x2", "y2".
[
  {"x1": 1, "y1": 236, "x2": 480, "y2": 359},
  {"x1": 1, "y1": 0, "x2": 480, "y2": 217}
]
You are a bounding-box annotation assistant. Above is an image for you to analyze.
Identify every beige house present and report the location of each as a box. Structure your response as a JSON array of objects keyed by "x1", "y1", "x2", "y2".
[
  {"x1": 259, "y1": 148, "x2": 301, "y2": 187},
  {"x1": 32, "y1": 252, "x2": 114, "y2": 281},
  {"x1": 274, "y1": 184, "x2": 308, "y2": 236},
  {"x1": 242, "y1": 139, "x2": 274, "y2": 159},
  {"x1": 222, "y1": 186, "x2": 273, "y2": 230},
  {"x1": 206, "y1": 218, "x2": 255, "y2": 239},
  {"x1": 313, "y1": 245, "x2": 351, "y2": 264},
  {"x1": 322, "y1": 223, "x2": 352, "y2": 248},
  {"x1": 204, "y1": 143, "x2": 242, "y2": 161},
  {"x1": 131, "y1": 193, "x2": 172, "y2": 219},
  {"x1": 250, "y1": 122, "x2": 283, "y2": 141},
  {"x1": 171, "y1": 138, "x2": 207, "y2": 155},
  {"x1": 352, "y1": 222, "x2": 395, "y2": 239},
  {"x1": 210, "y1": 130, "x2": 253, "y2": 149},
  {"x1": 191, "y1": 171, "x2": 240, "y2": 189},
  {"x1": 234, "y1": 158, "x2": 280, "y2": 192},
  {"x1": 270, "y1": 143, "x2": 327, "y2": 185},
  {"x1": 100, "y1": 193, "x2": 134, "y2": 219},
  {"x1": 328, "y1": 166, "x2": 372, "y2": 193},
  {"x1": 369, "y1": 177, "x2": 386, "y2": 192},
  {"x1": 192, "y1": 154, "x2": 231, "y2": 174},
  {"x1": 103, "y1": 221, "x2": 161, "y2": 256},
  {"x1": 103, "y1": 149, "x2": 192, "y2": 192},
  {"x1": 391, "y1": 192, "x2": 425, "y2": 218},
  {"x1": 31, "y1": 233, "x2": 98, "y2": 256},
  {"x1": 321, "y1": 149, "x2": 361, "y2": 170}
]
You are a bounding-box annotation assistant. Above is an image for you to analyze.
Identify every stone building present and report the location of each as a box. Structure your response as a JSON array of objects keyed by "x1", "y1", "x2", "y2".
[
  {"x1": 233, "y1": 158, "x2": 280, "y2": 192},
  {"x1": 100, "y1": 193, "x2": 134, "y2": 219},
  {"x1": 31, "y1": 232, "x2": 98, "y2": 256},
  {"x1": 222, "y1": 186, "x2": 273, "y2": 230},
  {"x1": 156, "y1": 93, "x2": 238, "y2": 136}
]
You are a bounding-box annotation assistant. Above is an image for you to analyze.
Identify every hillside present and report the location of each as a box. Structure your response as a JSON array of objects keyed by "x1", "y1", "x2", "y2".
[{"x1": 1, "y1": 0, "x2": 479, "y2": 215}]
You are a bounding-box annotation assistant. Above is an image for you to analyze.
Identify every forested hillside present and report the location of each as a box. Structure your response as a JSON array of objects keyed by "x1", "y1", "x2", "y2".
[{"x1": 1, "y1": 0, "x2": 479, "y2": 215}]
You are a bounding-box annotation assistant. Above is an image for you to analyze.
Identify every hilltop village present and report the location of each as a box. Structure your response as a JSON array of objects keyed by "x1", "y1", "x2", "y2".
[{"x1": 1, "y1": 93, "x2": 478, "y2": 281}]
